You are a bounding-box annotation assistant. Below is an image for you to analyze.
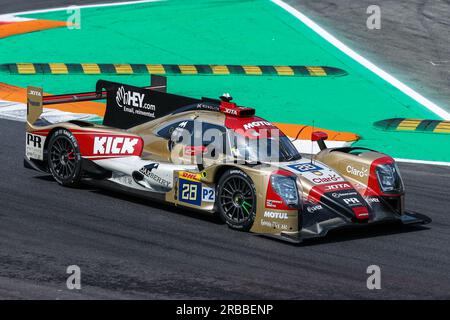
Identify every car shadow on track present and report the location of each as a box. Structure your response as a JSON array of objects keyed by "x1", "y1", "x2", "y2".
[
  {"x1": 297, "y1": 223, "x2": 430, "y2": 247},
  {"x1": 85, "y1": 184, "x2": 224, "y2": 226},
  {"x1": 33, "y1": 174, "x2": 432, "y2": 246}
]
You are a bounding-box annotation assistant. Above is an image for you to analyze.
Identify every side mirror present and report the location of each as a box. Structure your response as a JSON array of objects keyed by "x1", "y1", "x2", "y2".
[
  {"x1": 311, "y1": 131, "x2": 328, "y2": 141},
  {"x1": 311, "y1": 131, "x2": 328, "y2": 150}
]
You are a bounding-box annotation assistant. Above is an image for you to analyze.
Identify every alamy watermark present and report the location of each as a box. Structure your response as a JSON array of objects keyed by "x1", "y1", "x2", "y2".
[
  {"x1": 66, "y1": 6, "x2": 81, "y2": 30},
  {"x1": 66, "y1": 265, "x2": 81, "y2": 290},
  {"x1": 366, "y1": 265, "x2": 381, "y2": 290},
  {"x1": 366, "y1": 5, "x2": 381, "y2": 30}
]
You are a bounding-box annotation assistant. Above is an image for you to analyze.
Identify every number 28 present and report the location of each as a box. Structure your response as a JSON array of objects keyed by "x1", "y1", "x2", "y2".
[{"x1": 181, "y1": 184, "x2": 197, "y2": 200}]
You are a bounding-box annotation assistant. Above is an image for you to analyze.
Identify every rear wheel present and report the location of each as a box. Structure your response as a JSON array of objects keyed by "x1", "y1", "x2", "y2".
[
  {"x1": 216, "y1": 169, "x2": 256, "y2": 231},
  {"x1": 47, "y1": 129, "x2": 82, "y2": 187}
]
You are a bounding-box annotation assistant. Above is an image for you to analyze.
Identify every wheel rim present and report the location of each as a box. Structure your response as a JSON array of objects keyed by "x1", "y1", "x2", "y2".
[
  {"x1": 50, "y1": 137, "x2": 77, "y2": 180},
  {"x1": 220, "y1": 176, "x2": 255, "y2": 223}
]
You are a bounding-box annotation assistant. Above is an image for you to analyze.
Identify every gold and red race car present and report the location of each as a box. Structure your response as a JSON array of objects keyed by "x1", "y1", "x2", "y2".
[{"x1": 24, "y1": 76, "x2": 430, "y2": 243}]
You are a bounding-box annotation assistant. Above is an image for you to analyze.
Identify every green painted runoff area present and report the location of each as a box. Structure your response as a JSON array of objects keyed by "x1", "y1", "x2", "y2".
[{"x1": 0, "y1": 0, "x2": 448, "y2": 161}]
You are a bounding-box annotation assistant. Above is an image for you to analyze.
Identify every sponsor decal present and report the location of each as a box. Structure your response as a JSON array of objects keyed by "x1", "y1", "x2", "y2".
[
  {"x1": 343, "y1": 197, "x2": 361, "y2": 206},
  {"x1": 178, "y1": 178, "x2": 202, "y2": 206},
  {"x1": 115, "y1": 86, "x2": 156, "y2": 118},
  {"x1": 311, "y1": 174, "x2": 344, "y2": 184},
  {"x1": 306, "y1": 204, "x2": 323, "y2": 213},
  {"x1": 139, "y1": 163, "x2": 171, "y2": 188},
  {"x1": 265, "y1": 199, "x2": 284, "y2": 208},
  {"x1": 196, "y1": 103, "x2": 218, "y2": 111},
  {"x1": 25, "y1": 133, "x2": 45, "y2": 160},
  {"x1": 324, "y1": 183, "x2": 352, "y2": 191},
  {"x1": 260, "y1": 219, "x2": 289, "y2": 230},
  {"x1": 263, "y1": 211, "x2": 289, "y2": 220},
  {"x1": 331, "y1": 191, "x2": 358, "y2": 199},
  {"x1": 346, "y1": 165, "x2": 369, "y2": 178},
  {"x1": 222, "y1": 107, "x2": 238, "y2": 115},
  {"x1": 110, "y1": 172, "x2": 136, "y2": 188},
  {"x1": 352, "y1": 206, "x2": 369, "y2": 220},
  {"x1": 243, "y1": 120, "x2": 272, "y2": 130},
  {"x1": 287, "y1": 163, "x2": 323, "y2": 173},
  {"x1": 178, "y1": 171, "x2": 202, "y2": 182},
  {"x1": 366, "y1": 197, "x2": 380, "y2": 204},
  {"x1": 28, "y1": 89, "x2": 42, "y2": 97},
  {"x1": 201, "y1": 186, "x2": 215, "y2": 202},
  {"x1": 93, "y1": 136, "x2": 139, "y2": 155}
]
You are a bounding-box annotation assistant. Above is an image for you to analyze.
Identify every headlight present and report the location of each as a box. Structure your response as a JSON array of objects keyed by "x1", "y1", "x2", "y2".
[
  {"x1": 270, "y1": 174, "x2": 299, "y2": 206},
  {"x1": 376, "y1": 163, "x2": 403, "y2": 192}
]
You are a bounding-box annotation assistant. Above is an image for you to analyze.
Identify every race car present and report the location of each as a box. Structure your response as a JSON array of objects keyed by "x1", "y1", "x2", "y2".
[{"x1": 24, "y1": 76, "x2": 430, "y2": 243}]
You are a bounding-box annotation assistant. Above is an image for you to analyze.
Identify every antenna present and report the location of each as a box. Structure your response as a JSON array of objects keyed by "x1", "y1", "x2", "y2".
[{"x1": 310, "y1": 120, "x2": 315, "y2": 164}]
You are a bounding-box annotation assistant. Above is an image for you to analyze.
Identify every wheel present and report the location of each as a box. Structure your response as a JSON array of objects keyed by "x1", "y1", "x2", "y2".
[
  {"x1": 47, "y1": 129, "x2": 82, "y2": 187},
  {"x1": 216, "y1": 169, "x2": 256, "y2": 231}
]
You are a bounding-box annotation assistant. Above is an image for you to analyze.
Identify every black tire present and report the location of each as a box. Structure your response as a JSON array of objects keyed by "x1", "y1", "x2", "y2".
[
  {"x1": 47, "y1": 129, "x2": 82, "y2": 187},
  {"x1": 216, "y1": 169, "x2": 256, "y2": 231}
]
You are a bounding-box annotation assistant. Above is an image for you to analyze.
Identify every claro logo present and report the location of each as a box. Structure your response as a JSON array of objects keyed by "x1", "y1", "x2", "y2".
[
  {"x1": 93, "y1": 136, "x2": 139, "y2": 155},
  {"x1": 116, "y1": 86, "x2": 155, "y2": 111},
  {"x1": 346, "y1": 165, "x2": 369, "y2": 178},
  {"x1": 312, "y1": 174, "x2": 343, "y2": 184}
]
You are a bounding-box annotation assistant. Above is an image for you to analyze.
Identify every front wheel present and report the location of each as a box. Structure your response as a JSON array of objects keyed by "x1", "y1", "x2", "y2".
[
  {"x1": 216, "y1": 169, "x2": 256, "y2": 231},
  {"x1": 47, "y1": 129, "x2": 82, "y2": 187}
]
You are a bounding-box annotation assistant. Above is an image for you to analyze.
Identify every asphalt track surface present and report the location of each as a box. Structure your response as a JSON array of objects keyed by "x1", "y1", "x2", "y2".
[{"x1": 0, "y1": 1, "x2": 449, "y2": 299}]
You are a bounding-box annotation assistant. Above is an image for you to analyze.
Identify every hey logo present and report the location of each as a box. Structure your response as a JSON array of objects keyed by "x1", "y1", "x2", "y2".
[
  {"x1": 116, "y1": 86, "x2": 144, "y2": 109},
  {"x1": 93, "y1": 136, "x2": 139, "y2": 155}
]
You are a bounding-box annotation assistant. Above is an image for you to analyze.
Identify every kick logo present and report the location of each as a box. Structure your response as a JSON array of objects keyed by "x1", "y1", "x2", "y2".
[{"x1": 93, "y1": 136, "x2": 139, "y2": 155}]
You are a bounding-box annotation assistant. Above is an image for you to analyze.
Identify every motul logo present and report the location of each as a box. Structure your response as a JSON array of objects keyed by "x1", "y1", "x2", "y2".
[
  {"x1": 93, "y1": 136, "x2": 139, "y2": 155},
  {"x1": 243, "y1": 121, "x2": 271, "y2": 130},
  {"x1": 264, "y1": 211, "x2": 288, "y2": 219}
]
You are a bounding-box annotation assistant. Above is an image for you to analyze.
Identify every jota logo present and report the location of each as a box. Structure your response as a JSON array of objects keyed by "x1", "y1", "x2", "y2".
[
  {"x1": 222, "y1": 107, "x2": 238, "y2": 115},
  {"x1": 28, "y1": 90, "x2": 42, "y2": 96},
  {"x1": 243, "y1": 121, "x2": 272, "y2": 130},
  {"x1": 116, "y1": 86, "x2": 155, "y2": 111},
  {"x1": 346, "y1": 165, "x2": 369, "y2": 178},
  {"x1": 325, "y1": 183, "x2": 351, "y2": 191},
  {"x1": 264, "y1": 211, "x2": 288, "y2": 219},
  {"x1": 93, "y1": 136, "x2": 139, "y2": 155}
]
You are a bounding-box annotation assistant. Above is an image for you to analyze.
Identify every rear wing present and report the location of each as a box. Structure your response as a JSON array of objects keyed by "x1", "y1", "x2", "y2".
[{"x1": 27, "y1": 75, "x2": 201, "y2": 129}]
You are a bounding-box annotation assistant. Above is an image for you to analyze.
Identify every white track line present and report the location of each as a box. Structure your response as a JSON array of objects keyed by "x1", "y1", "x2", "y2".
[
  {"x1": 395, "y1": 158, "x2": 450, "y2": 167},
  {"x1": 271, "y1": 0, "x2": 450, "y2": 121},
  {"x1": 1, "y1": 0, "x2": 162, "y2": 16}
]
